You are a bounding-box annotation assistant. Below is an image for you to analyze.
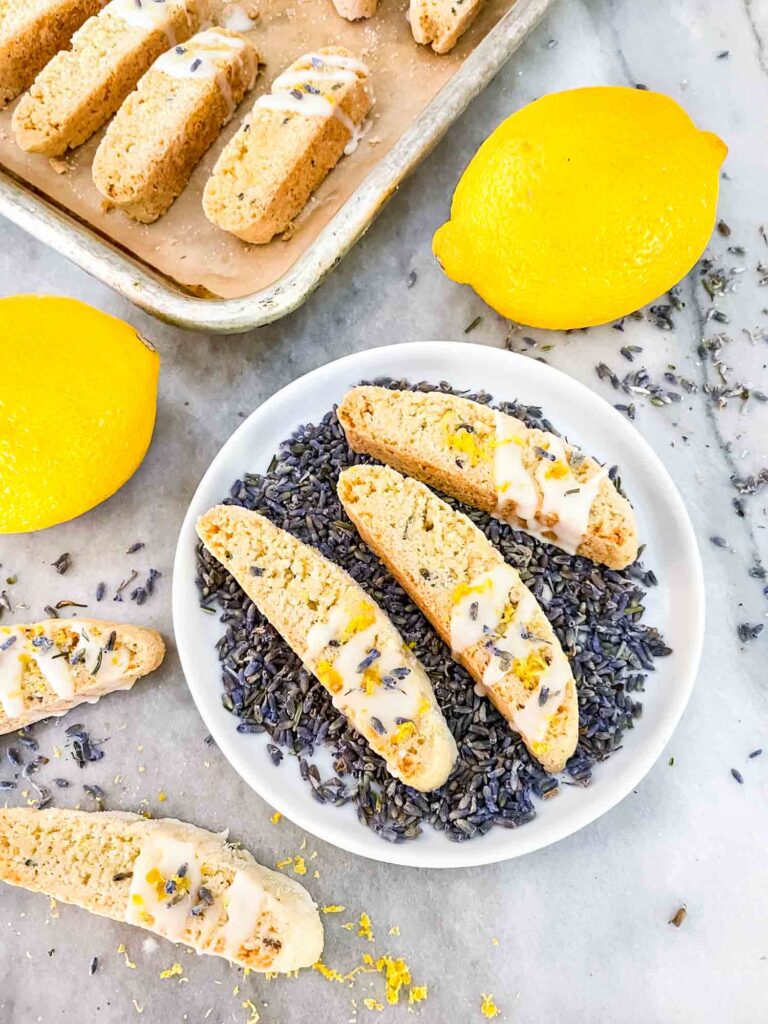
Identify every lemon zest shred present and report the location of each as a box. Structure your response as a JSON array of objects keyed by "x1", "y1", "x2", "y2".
[
  {"x1": 293, "y1": 856, "x2": 307, "y2": 876},
  {"x1": 392, "y1": 720, "x2": 416, "y2": 743},
  {"x1": 376, "y1": 955, "x2": 411, "y2": 1004},
  {"x1": 445, "y1": 425, "x2": 489, "y2": 466},
  {"x1": 545, "y1": 460, "x2": 569, "y2": 479},
  {"x1": 511, "y1": 650, "x2": 548, "y2": 690},
  {"x1": 361, "y1": 668, "x2": 381, "y2": 694},
  {"x1": 340, "y1": 602, "x2": 376, "y2": 643},
  {"x1": 316, "y1": 659, "x2": 343, "y2": 694},
  {"x1": 480, "y1": 994, "x2": 501, "y2": 1019},
  {"x1": 118, "y1": 944, "x2": 136, "y2": 970},
  {"x1": 409, "y1": 985, "x2": 429, "y2": 1004},
  {"x1": 451, "y1": 578, "x2": 493, "y2": 605},
  {"x1": 241, "y1": 999, "x2": 260, "y2": 1023}
]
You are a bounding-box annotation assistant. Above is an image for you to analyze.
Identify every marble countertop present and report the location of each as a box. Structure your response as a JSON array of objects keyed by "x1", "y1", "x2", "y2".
[{"x1": 1, "y1": 0, "x2": 767, "y2": 1021}]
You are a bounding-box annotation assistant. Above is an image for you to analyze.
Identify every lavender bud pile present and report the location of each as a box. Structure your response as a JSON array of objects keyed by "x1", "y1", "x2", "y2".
[{"x1": 195, "y1": 380, "x2": 671, "y2": 844}]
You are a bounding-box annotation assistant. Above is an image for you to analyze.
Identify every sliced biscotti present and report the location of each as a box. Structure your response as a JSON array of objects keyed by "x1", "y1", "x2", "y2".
[
  {"x1": 93, "y1": 28, "x2": 259, "y2": 223},
  {"x1": 0, "y1": 808, "x2": 323, "y2": 971},
  {"x1": 203, "y1": 47, "x2": 372, "y2": 244},
  {"x1": 332, "y1": 0, "x2": 378, "y2": 20},
  {"x1": 338, "y1": 465, "x2": 579, "y2": 773},
  {"x1": 197, "y1": 505, "x2": 457, "y2": 791},
  {"x1": 337, "y1": 386, "x2": 639, "y2": 570},
  {"x1": 409, "y1": 0, "x2": 484, "y2": 53},
  {"x1": 0, "y1": 0, "x2": 106, "y2": 107},
  {"x1": 12, "y1": 0, "x2": 207, "y2": 155},
  {"x1": 0, "y1": 618, "x2": 164, "y2": 735}
]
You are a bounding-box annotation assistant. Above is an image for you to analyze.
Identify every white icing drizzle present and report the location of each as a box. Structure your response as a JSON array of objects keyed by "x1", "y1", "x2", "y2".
[
  {"x1": 304, "y1": 598, "x2": 427, "y2": 740},
  {"x1": 219, "y1": 870, "x2": 269, "y2": 960},
  {"x1": 153, "y1": 30, "x2": 255, "y2": 119},
  {"x1": 0, "y1": 629, "x2": 25, "y2": 719},
  {"x1": 493, "y1": 410, "x2": 609, "y2": 555},
  {"x1": 449, "y1": 568, "x2": 573, "y2": 749},
  {"x1": 109, "y1": 0, "x2": 190, "y2": 47},
  {"x1": 127, "y1": 828, "x2": 273, "y2": 959},
  {"x1": 127, "y1": 832, "x2": 202, "y2": 939},
  {"x1": 28, "y1": 640, "x2": 75, "y2": 700},
  {"x1": 494, "y1": 411, "x2": 538, "y2": 522},
  {"x1": 533, "y1": 436, "x2": 608, "y2": 555},
  {"x1": 255, "y1": 51, "x2": 369, "y2": 156},
  {"x1": 450, "y1": 564, "x2": 518, "y2": 654}
]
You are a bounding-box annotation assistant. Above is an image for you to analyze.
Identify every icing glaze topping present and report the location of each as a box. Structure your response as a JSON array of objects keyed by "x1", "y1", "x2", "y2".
[
  {"x1": 449, "y1": 568, "x2": 572, "y2": 750},
  {"x1": 493, "y1": 410, "x2": 608, "y2": 555},
  {"x1": 126, "y1": 827, "x2": 274, "y2": 959},
  {"x1": 154, "y1": 30, "x2": 256, "y2": 118},
  {"x1": 304, "y1": 597, "x2": 432, "y2": 747},
  {"x1": 109, "y1": 0, "x2": 192, "y2": 47},
  {"x1": 0, "y1": 624, "x2": 130, "y2": 719},
  {"x1": 254, "y1": 51, "x2": 369, "y2": 155}
]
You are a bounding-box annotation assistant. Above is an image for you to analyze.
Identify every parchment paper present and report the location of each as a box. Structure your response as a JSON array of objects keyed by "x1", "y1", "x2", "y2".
[{"x1": 0, "y1": 0, "x2": 514, "y2": 299}]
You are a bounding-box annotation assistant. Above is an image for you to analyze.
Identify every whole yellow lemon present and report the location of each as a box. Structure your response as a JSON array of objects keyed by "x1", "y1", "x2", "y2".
[
  {"x1": 0, "y1": 296, "x2": 159, "y2": 533},
  {"x1": 433, "y1": 87, "x2": 727, "y2": 329}
]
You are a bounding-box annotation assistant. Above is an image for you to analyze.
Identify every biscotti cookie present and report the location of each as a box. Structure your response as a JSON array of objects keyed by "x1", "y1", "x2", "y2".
[
  {"x1": 93, "y1": 28, "x2": 258, "y2": 222},
  {"x1": 0, "y1": 809, "x2": 324, "y2": 971},
  {"x1": 12, "y1": 0, "x2": 208, "y2": 155},
  {"x1": 0, "y1": 618, "x2": 164, "y2": 735},
  {"x1": 197, "y1": 505, "x2": 458, "y2": 791},
  {"x1": 203, "y1": 47, "x2": 372, "y2": 244},
  {"x1": 0, "y1": 0, "x2": 105, "y2": 107},
  {"x1": 409, "y1": 0, "x2": 485, "y2": 53},
  {"x1": 338, "y1": 465, "x2": 579, "y2": 773},
  {"x1": 337, "y1": 386, "x2": 639, "y2": 570}
]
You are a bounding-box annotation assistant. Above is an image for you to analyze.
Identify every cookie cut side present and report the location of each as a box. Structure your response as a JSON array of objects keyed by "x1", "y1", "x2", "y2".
[
  {"x1": 12, "y1": 0, "x2": 208, "y2": 154},
  {"x1": 93, "y1": 28, "x2": 259, "y2": 222},
  {"x1": 0, "y1": 0, "x2": 106, "y2": 107}
]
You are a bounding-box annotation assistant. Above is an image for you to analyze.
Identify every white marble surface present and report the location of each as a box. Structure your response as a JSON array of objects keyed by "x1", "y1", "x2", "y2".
[{"x1": 1, "y1": 0, "x2": 767, "y2": 1021}]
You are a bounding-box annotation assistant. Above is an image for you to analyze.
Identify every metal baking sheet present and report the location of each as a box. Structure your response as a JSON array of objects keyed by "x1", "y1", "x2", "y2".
[{"x1": 0, "y1": 0, "x2": 552, "y2": 333}]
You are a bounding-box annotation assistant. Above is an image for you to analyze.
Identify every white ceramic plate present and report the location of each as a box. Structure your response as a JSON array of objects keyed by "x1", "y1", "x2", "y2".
[{"x1": 173, "y1": 342, "x2": 704, "y2": 869}]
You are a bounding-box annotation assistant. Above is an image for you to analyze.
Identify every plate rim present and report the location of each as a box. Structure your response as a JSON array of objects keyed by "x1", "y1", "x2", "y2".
[{"x1": 172, "y1": 341, "x2": 705, "y2": 869}]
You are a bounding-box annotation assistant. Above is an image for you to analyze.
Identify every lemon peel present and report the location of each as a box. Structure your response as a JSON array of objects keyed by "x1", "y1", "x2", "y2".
[
  {"x1": 0, "y1": 295, "x2": 159, "y2": 533},
  {"x1": 434, "y1": 87, "x2": 727, "y2": 329}
]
